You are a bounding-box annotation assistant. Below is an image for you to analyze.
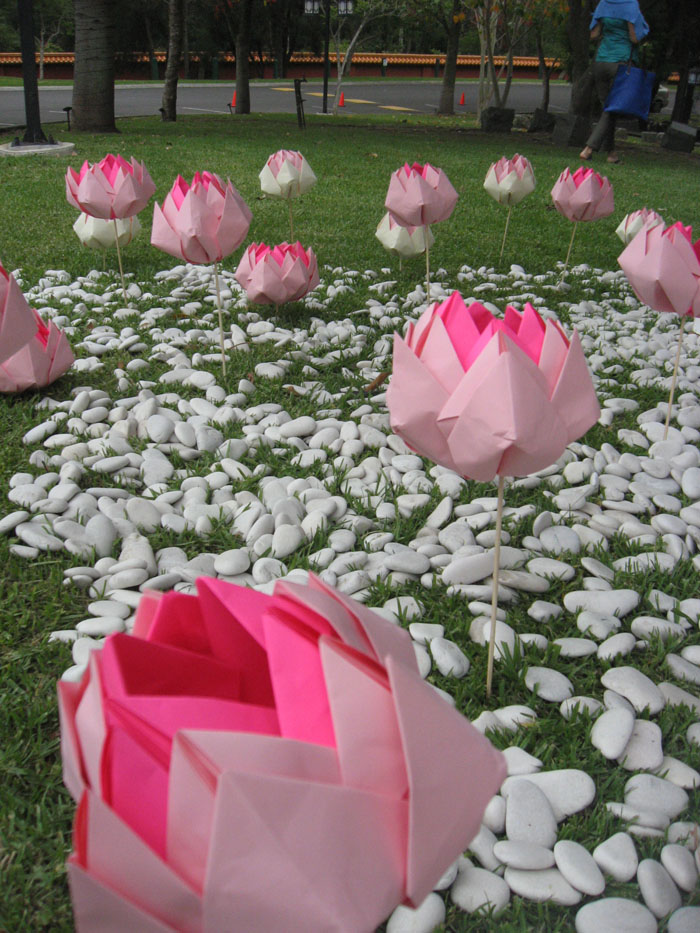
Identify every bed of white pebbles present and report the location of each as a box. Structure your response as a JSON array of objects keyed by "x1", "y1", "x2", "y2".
[{"x1": 2, "y1": 259, "x2": 699, "y2": 932}]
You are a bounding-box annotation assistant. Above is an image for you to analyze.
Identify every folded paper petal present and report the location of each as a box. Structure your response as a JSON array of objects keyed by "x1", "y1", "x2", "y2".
[
  {"x1": 235, "y1": 241, "x2": 319, "y2": 305},
  {"x1": 483, "y1": 154, "x2": 536, "y2": 206},
  {"x1": 73, "y1": 214, "x2": 141, "y2": 250},
  {"x1": 385, "y1": 162, "x2": 458, "y2": 227},
  {"x1": 551, "y1": 167, "x2": 614, "y2": 222},
  {"x1": 388, "y1": 294, "x2": 600, "y2": 482},
  {"x1": 0, "y1": 265, "x2": 39, "y2": 366}
]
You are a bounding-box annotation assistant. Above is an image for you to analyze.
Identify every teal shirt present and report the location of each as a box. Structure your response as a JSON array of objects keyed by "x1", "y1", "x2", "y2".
[{"x1": 596, "y1": 17, "x2": 638, "y2": 63}]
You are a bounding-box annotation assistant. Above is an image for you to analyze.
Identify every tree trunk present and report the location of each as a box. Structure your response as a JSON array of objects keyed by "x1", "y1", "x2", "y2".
[
  {"x1": 437, "y1": 0, "x2": 461, "y2": 115},
  {"x1": 536, "y1": 28, "x2": 550, "y2": 112},
  {"x1": 235, "y1": 0, "x2": 252, "y2": 113},
  {"x1": 18, "y1": 0, "x2": 46, "y2": 143},
  {"x1": 162, "y1": 0, "x2": 184, "y2": 121},
  {"x1": 567, "y1": 0, "x2": 594, "y2": 117},
  {"x1": 332, "y1": 17, "x2": 368, "y2": 112},
  {"x1": 73, "y1": 0, "x2": 116, "y2": 132}
]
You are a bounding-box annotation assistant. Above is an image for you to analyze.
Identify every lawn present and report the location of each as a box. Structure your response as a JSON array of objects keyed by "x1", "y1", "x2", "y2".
[{"x1": 0, "y1": 113, "x2": 699, "y2": 931}]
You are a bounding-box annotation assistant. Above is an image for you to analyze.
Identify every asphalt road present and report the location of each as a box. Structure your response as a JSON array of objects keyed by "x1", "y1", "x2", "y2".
[{"x1": 0, "y1": 79, "x2": 574, "y2": 130}]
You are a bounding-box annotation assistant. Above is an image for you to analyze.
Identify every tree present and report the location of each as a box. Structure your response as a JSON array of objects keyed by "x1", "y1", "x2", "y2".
[
  {"x1": 235, "y1": 0, "x2": 253, "y2": 113},
  {"x1": 34, "y1": 0, "x2": 69, "y2": 78},
  {"x1": 72, "y1": 0, "x2": 116, "y2": 132},
  {"x1": 565, "y1": 0, "x2": 594, "y2": 117},
  {"x1": 162, "y1": 0, "x2": 184, "y2": 120},
  {"x1": 17, "y1": 0, "x2": 46, "y2": 143},
  {"x1": 330, "y1": 0, "x2": 404, "y2": 113},
  {"x1": 437, "y1": 0, "x2": 466, "y2": 116}
]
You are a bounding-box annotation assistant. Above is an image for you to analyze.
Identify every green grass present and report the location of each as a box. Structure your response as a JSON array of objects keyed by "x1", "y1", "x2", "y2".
[{"x1": 0, "y1": 113, "x2": 699, "y2": 931}]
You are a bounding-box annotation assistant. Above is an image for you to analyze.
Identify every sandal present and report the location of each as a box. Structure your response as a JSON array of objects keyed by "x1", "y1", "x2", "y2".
[
  {"x1": 607, "y1": 155, "x2": 622, "y2": 164},
  {"x1": 579, "y1": 148, "x2": 593, "y2": 161}
]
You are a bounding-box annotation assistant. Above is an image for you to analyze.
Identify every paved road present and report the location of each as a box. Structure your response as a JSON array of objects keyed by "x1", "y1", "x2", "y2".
[{"x1": 0, "y1": 80, "x2": 574, "y2": 130}]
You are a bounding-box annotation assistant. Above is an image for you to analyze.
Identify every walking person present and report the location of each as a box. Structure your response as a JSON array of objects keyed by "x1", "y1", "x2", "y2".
[{"x1": 579, "y1": 0, "x2": 650, "y2": 164}]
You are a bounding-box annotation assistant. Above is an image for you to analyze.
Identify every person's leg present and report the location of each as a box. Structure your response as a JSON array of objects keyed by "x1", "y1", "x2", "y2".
[{"x1": 581, "y1": 62, "x2": 620, "y2": 158}]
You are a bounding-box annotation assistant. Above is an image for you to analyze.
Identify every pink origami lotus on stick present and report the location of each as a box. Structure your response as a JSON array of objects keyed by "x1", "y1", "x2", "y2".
[
  {"x1": 66, "y1": 154, "x2": 155, "y2": 302},
  {"x1": 615, "y1": 207, "x2": 664, "y2": 245},
  {"x1": 235, "y1": 241, "x2": 319, "y2": 307},
  {"x1": 375, "y1": 211, "x2": 434, "y2": 264},
  {"x1": 151, "y1": 172, "x2": 252, "y2": 377},
  {"x1": 551, "y1": 167, "x2": 614, "y2": 277},
  {"x1": 483, "y1": 154, "x2": 536, "y2": 260},
  {"x1": 0, "y1": 263, "x2": 39, "y2": 365},
  {"x1": 385, "y1": 162, "x2": 458, "y2": 301},
  {"x1": 619, "y1": 220, "x2": 700, "y2": 437},
  {"x1": 0, "y1": 307, "x2": 74, "y2": 393},
  {"x1": 387, "y1": 292, "x2": 599, "y2": 694},
  {"x1": 58, "y1": 573, "x2": 505, "y2": 932},
  {"x1": 259, "y1": 150, "x2": 317, "y2": 240}
]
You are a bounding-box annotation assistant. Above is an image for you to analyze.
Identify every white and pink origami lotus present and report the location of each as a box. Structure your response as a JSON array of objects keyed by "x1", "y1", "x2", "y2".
[
  {"x1": 387, "y1": 291, "x2": 600, "y2": 482},
  {"x1": 73, "y1": 214, "x2": 142, "y2": 251},
  {"x1": 615, "y1": 207, "x2": 664, "y2": 245},
  {"x1": 375, "y1": 211, "x2": 434, "y2": 259},
  {"x1": 385, "y1": 162, "x2": 458, "y2": 228},
  {"x1": 0, "y1": 264, "x2": 73, "y2": 392},
  {"x1": 483, "y1": 154, "x2": 535, "y2": 207},
  {"x1": 551, "y1": 166, "x2": 614, "y2": 223},
  {"x1": 66, "y1": 154, "x2": 155, "y2": 220},
  {"x1": 235, "y1": 241, "x2": 320, "y2": 306},
  {"x1": 58, "y1": 574, "x2": 505, "y2": 932},
  {"x1": 259, "y1": 149, "x2": 317, "y2": 200},
  {"x1": 151, "y1": 172, "x2": 252, "y2": 265}
]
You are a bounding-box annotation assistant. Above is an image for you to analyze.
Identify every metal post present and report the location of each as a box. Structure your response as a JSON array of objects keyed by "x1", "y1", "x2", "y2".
[
  {"x1": 322, "y1": 0, "x2": 331, "y2": 113},
  {"x1": 17, "y1": 0, "x2": 47, "y2": 144}
]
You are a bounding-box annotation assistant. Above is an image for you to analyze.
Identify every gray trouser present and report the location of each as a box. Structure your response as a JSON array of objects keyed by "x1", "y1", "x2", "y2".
[{"x1": 586, "y1": 61, "x2": 621, "y2": 152}]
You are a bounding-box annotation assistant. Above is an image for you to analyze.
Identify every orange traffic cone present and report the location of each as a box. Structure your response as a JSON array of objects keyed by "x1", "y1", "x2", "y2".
[
  {"x1": 459, "y1": 91, "x2": 465, "y2": 106},
  {"x1": 231, "y1": 90, "x2": 237, "y2": 108},
  {"x1": 339, "y1": 91, "x2": 345, "y2": 107}
]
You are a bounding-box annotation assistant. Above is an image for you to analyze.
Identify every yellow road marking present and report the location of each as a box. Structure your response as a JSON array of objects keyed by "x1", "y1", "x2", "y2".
[
  {"x1": 380, "y1": 104, "x2": 416, "y2": 112},
  {"x1": 270, "y1": 86, "x2": 294, "y2": 92}
]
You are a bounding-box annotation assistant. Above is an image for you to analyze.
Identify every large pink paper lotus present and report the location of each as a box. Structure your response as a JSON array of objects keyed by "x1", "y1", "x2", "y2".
[
  {"x1": 66, "y1": 154, "x2": 156, "y2": 220},
  {"x1": 551, "y1": 167, "x2": 614, "y2": 222},
  {"x1": 618, "y1": 221, "x2": 700, "y2": 317},
  {"x1": 615, "y1": 207, "x2": 664, "y2": 245},
  {"x1": 235, "y1": 241, "x2": 320, "y2": 305},
  {"x1": 58, "y1": 574, "x2": 505, "y2": 932},
  {"x1": 0, "y1": 263, "x2": 38, "y2": 365},
  {"x1": 483, "y1": 154, "x2": 535, "y2": 207},
  {"x1": 387, "y1": 292, "x2": 600, "y2": 481},
  {"x1": 375, "y1": 211, "x2": 434, "y2": 259},
  {"x1": 385, "y1": 162, "x2": 458, "y2": 227},
  {"x1": 259, "y1": 149, "x2": 317, "y2": 199},
  {"x1": 151, "y1": 172, "x2": 252, "y2": 265},
  {"x1": 0, "y1": 307, "x2": 74, "y2": 392}
]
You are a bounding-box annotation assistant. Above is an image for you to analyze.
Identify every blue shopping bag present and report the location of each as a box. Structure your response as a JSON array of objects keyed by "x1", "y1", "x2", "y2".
[{"x1": 604, "y1": 63, "x2": 656, "y2": 120}]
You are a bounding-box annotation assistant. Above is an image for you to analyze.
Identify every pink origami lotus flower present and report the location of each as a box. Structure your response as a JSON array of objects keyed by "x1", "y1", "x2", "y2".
[
  {"x1": 235, "y1": 241, "x2": 320, "y2": 305},
  {"x1": 551, "y1": 167, "x2": 614, "y2": 222},
  {"x1": 58, "y1": 574, "x2": 505, "y2": 932},
  {"x1": 151, "y1": 172, "x2": 252, "y2": 265},
  {"x1": 618, "y1": 221, "x2": 700, "y2": 317},
  {"x1": 483, "y1": 154, "x2": 535, "y2": 206},
  {"x1": 375, "y1": 211, "x2": 434, "y2": 259},
  {"x1": 385, "y1": 162, "x2": 458, "y2": 227},
  {"x1": 259, "y1": 149, "x2": 317, "y2": 199},
  {"x1": 387, "y1": 292, "x2": 600, "y2": 481},
  {"x1": 615, "y1": 208, "x2": 664, "y2": 245},
  {"x1": 0, "y1": 307, "x2": 74, "y2": 393},
  {"x1": 65, "y1": 154, "x2": 156, "y2": 220},
  {"x1": 0, "y1": 263, "x2": 38, "y2": 365}
]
